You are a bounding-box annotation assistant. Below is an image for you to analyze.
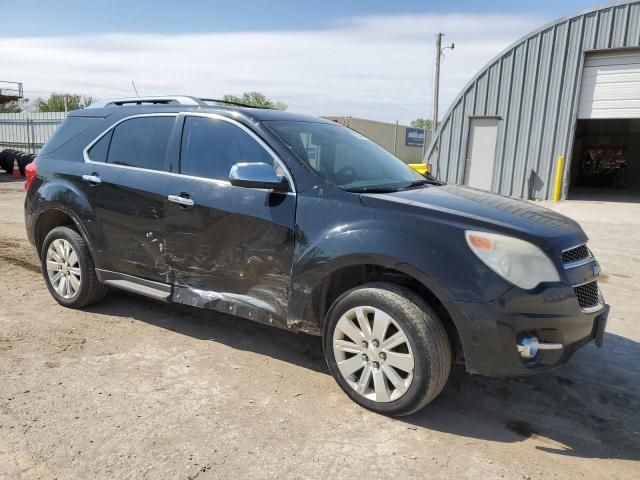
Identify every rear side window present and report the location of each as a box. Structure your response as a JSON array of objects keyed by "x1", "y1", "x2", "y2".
[
  {"x1": 106, "y1": 116, "x2": 175, "y2": 170},
  {"x1": 87, "y1": 130, "x2": 112, "y2": 162},
  {"x1": 180, "y1": 116, "x2": 272, "y2": 181}
]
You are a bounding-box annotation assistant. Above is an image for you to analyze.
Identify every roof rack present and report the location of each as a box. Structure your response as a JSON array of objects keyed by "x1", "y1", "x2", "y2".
[
  {"x1": 86, "y1": 96, "x2": 205, "y2": 109},
  {"x1": 87, "y1": 95, "x2": 272, "y2": 110}
]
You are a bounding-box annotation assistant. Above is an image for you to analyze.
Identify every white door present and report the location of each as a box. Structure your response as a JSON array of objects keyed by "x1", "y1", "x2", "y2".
[
  {"x1": 578, "y1": 50, "x2": 640, "y2": 119},
  {"x1": 465, "y1": 118, "x2": 499, "y2": 190}
]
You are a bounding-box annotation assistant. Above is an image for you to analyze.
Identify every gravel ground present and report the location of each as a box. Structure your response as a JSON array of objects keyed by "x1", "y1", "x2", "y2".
[{"x1": 0, "y1": 176, "x2": 638, "y2": 479}]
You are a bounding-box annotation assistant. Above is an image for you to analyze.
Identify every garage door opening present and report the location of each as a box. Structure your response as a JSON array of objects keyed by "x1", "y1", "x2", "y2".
[
  {"x1": 569, "y1": 50, "x2": 640, "y2": 201},
  {"x1": 569, "y1": 119, "x2": 640, "y2": 201}
]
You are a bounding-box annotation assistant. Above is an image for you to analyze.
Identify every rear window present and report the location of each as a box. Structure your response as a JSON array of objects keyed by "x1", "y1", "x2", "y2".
[
  {"x1": 39, "y1": 117, "x2": 100, "y2": 156},
  {"x1": 106, "y1": 116, "x2": 175, "y2": 171}
]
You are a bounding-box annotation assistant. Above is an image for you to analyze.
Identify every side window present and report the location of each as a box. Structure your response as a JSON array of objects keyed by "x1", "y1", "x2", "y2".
[
  {"x1": 180, "y1": 116, "x2": 273, "y2": 181},
  {"x1": 87, "y1": 130, "x2": 113, "y2": 162},
  {"x1": 106, "y1": 116, "x2": 175, "y2": 170}
]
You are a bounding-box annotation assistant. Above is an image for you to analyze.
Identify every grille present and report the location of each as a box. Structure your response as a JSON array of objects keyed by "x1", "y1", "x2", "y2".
[
  {"x1": 574, "y1": 281, "x2": 599, "y2": 309},
  {"x1": 562, "y1": 245, "x2": 590, "y2": 264}
]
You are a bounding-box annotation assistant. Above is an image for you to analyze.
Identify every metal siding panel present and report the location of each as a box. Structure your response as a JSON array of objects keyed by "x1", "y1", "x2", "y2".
[
  {"x1": 613, "y1": 4, "x2": 631, "y2": 46},
  {"x1": 555, "y1": 18, "x2": 587, "y2": 201},
  {"x1": 595, "y1": 8, "x2": 613, "y2": 49},
  {"x1": 628, "y1": 4, "x2": 640, "y2": 45},
  {"x1": 457, "y1": 88, "x2": 475, "y2": 184},
  {"x1": 501, "y1": 43, "x2": 528, "y2": 196},
  {"x1": 447, "y1": 105, "x2": 464, "y2": 182},
  {"x1": 486, "y1": 62, "x2": 502, "y2": 116},
  {"x1": 538, "y1": 24, "x2": 569, "y2": 199},
  {"x1": 513, "y1": 35, "x2": 542, "y2": 197},
  {"x1": 583, "y1": 11, "x2": 600, "y2": 50},
  {"x1": 492, "y1": 53, "x2": 514, "y2": 194},
  {"x1": 437, "y1": 119, "x2": 453, "y2": 180},
  {"x1": 474, "y1": 73, "x2": 488, "y2": 115}
]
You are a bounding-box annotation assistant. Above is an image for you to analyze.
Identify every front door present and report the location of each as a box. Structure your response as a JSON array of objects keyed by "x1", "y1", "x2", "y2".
[
  {"x1": 465, "y1": 117, "x2": 500, "y2": 190},
  {"x1": 164, "y1": 114, "x2": 296, "y2": 327}
]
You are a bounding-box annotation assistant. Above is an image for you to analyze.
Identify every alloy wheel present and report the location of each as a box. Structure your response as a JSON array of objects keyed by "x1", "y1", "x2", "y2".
[
  {"x1": 46, "y1": 239, "x2": 81, "y2": 299},
  {"x1": 332, "y1": 306, "x2": 415, "y2": 402}
]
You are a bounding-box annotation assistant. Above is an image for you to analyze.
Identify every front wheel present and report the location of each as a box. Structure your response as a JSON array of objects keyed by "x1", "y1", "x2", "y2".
[{"x1": 324, "y1": 283, "x2": 451, "y2": 416}]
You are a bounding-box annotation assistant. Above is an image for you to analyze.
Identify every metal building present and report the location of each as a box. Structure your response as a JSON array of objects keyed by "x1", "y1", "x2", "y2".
[
  {"x1": 325, "y1": 116, "x2": 431, "y2": 164},
  {"x1": 426, "y1": 1, "x2": 640, "y2": 200}
]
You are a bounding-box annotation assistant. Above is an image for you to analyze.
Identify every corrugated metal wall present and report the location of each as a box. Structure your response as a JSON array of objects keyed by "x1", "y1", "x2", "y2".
[
  {"x1": 426, "y1": 1, "x2": 640, "y2": 199},
  {"x1": 325, "y1": 116, "x2": 432, "y2": 163},
  {"x1": 0, "y1": 112, "x2": 67, "y2": 153}
]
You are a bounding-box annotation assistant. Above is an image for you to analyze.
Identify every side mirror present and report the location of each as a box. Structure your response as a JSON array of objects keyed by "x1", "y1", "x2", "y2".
[{"x1": 229, "y1": 162, "x2": 289, "y2": 191}]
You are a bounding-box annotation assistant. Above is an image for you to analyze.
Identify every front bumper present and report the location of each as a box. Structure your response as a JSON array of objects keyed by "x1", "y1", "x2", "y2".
[{"x1": 443, "y1": 284, "x2": 609, "y2": 377}]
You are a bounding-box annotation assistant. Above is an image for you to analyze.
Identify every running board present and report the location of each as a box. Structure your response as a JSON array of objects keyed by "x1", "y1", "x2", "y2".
[{"x1": 95, "y1": 269, "x2": 172, "y2": 301}]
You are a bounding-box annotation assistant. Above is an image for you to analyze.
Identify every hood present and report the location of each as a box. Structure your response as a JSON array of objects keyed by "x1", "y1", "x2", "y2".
[{"x1": 360, "y1": 184, "x2": 584, "y2": 242}]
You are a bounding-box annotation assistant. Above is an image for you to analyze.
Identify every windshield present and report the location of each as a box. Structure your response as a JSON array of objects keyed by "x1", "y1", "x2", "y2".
[{"x1": 265, "y1": 120, "x2": 438, "y2": 192}]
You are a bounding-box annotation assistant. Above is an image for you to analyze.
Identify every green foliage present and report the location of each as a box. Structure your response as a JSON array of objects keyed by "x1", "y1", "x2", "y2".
[
  {"x1": 34, "y1": 93, "x2": 97, "y2": 112},
  {"x1": 410, "y1": 118, "x2": 432, "y2": 130},
  {"x1": 222, "y1": 91, "x2": 287, "y2": 110}
]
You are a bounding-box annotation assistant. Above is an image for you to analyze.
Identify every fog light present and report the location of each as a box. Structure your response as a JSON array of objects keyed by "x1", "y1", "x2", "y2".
[
  {"x1": 517, "y1": 334, "x2": 539, "y2": 359},
  {"x1": 517, "y1": 334, "x2": 564, "y2": 359}
]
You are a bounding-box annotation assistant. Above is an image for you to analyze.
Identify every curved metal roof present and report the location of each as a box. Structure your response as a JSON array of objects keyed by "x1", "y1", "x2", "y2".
[{"x1": 426, "y1": 0, "x2": 640, "y2": 199}]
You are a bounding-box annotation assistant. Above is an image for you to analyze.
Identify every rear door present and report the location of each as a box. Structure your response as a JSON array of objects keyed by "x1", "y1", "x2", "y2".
[
  {"x1": 164, "y1": 114, "x2": 296, "y2": 326},
  {"x1": 81, "y1": 114, "x2": 177, "y2": 282}
]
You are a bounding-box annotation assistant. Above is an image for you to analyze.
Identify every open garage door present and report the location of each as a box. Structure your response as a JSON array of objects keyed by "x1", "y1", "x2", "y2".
[
  {"x1": 571, "y1": 50, "x2": 640, "y2": 200},
  {"x1": 578, "y1": 50, "x2": 640, "y2": 119}
]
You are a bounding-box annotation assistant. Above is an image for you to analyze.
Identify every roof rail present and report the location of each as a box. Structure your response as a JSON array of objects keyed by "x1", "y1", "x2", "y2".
[
  {"x1": 87, "y1": 96, "x2": 205, "y2": 109},
  {"x1": 200, "y1": 98, "x2": 270, "y2": 109}
]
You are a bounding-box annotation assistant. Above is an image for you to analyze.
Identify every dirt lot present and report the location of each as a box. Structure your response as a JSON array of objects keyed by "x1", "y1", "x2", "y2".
[{"x1": 0, "y1": 175, "x2": 638, "y2": 479}]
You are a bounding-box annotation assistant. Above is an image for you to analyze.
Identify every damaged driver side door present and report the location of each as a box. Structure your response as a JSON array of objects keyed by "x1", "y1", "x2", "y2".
[{"x1": 164, "y1": 114, "x2": 296, "y2": 328}]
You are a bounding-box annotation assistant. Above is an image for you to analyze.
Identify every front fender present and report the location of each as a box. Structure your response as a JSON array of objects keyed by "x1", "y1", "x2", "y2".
[{"x1": 287, "y1": 187, "x2": 513, "y2": 333}]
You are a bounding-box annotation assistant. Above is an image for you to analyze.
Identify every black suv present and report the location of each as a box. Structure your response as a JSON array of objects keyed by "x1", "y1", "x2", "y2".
[{"x1": 24, "y1": 96, "x2": 609, "y2": 415}]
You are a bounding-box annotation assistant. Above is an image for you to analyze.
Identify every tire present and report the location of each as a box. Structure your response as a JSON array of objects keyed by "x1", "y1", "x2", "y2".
[
  {"x1": 40, "y1": 226, "x2": 107, "y2": 308},
  {"x1": 324, "y1": 282, "x2": 451, "y2": 416}
]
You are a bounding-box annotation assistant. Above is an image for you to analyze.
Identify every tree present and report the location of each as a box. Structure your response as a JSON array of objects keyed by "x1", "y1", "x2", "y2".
[
  {"x1": 0, "y1": 88, "x2": 29, "y2": 112},
  {"x1": 34, "y1": 93, "x2": 97, "y2": 112},
  {"x1": 0, "y1": 99, "x2": 28, "y2": 113},
  {"x1": 222, "y1": 91, "x2": 287, "y2": 110},
  {"x1": 410, "y1": 118, "x2": 432, "y2": 130}
]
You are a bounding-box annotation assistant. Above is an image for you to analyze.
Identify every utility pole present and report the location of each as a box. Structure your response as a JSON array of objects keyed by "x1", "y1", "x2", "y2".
[
  {"x1": 432, "y1": 33, "x2": 455, "y2": 137},
  {"x1": 432, "y1": 33, "x2": 443, "y2": 138}
]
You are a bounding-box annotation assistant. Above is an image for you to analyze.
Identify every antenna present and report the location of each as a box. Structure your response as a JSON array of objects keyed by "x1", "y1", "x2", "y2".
[{"x1": 131, "y1": 81, "x2": 139, "y2": 97}]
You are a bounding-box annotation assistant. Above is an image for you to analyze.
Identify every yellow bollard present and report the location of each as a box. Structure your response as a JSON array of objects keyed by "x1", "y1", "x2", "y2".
[
  {"x1": 553, "y1": 155, "x2": 565, "y2": 202},
  {"x1": 408, "y1": 163, "x2": 431, "y2": 175}
]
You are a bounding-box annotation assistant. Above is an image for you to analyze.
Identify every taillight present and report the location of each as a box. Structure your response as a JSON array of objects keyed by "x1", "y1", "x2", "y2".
[{"x1": 25, "y1": 161, "x2": 37, "y2": 191}]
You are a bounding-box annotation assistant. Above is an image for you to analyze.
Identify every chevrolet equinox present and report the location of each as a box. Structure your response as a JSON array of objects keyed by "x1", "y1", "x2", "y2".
[{"x1": 24, "y1": 96, "x2": 609, "y2": 415}]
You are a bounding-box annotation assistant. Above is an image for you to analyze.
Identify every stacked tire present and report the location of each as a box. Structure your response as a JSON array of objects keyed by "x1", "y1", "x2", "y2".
[{"x1": 0, "y1": 149, "x2": 37, "y2": 176}]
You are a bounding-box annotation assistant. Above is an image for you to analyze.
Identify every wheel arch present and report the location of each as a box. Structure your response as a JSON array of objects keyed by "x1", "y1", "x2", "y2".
[
  {"x1": 31, "y1": 179, "x2": 97, "y2": 259},
  {"x1": 34, "y1": 207, "x2": 95, "y2": 259},
  {"x1": 303, "y1": 260, "x2": 464, "y2": 363}
]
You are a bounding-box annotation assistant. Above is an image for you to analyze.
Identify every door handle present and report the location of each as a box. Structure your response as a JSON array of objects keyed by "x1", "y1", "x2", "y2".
[
  {"x1": 168, "y1": 194, "x2": 195, "y2": 207},
  {"x1": 82, "y1": 174, "x2": 101, "y2": 185}
]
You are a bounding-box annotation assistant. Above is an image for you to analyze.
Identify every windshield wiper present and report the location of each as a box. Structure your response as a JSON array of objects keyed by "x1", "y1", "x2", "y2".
[
  {"x1": 344, "y1": 185, "x2": 404, "y2": 193},
  {"x1": 401, "y1": 178, "x2": 444, "y2": 189}
]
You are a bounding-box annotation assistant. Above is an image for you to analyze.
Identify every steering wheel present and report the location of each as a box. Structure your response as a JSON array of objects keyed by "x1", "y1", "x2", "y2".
[{"x1": 334, "y1": 165, "x2": 357, "y2": 185}]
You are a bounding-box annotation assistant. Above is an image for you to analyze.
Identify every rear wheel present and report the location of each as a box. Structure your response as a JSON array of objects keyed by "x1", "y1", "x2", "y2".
[
  {"x1": 41, "y1": 226, "x2": 107, "y2": 308},
  {"x1": 324, "y1": 282, "x2": 451, "y2": 416}
]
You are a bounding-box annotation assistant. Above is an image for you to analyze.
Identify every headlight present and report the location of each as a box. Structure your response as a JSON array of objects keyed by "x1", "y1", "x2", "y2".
[{"x1": 465, "y1": 230, "x2": 560, "y2": 290}]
